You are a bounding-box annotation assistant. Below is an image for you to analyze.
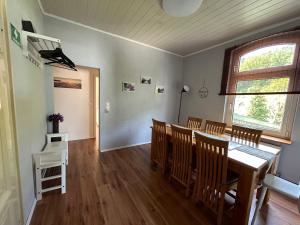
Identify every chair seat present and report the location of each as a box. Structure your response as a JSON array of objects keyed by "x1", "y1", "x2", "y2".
[
  {"x1": 263, "y1": 174, "x2": 300, "y2": 200},
  {"x1": 39, "y1": 153, "x2": 64, "y2": 169}
]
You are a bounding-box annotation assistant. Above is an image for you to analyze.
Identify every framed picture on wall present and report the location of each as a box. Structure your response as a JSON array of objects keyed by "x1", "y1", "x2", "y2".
[
  {"x1": 122, "y1": 82, "x2": 135, "y2": 92},
  {"x1": 54, "y1": 77, "x2": 82, "y2": 89},
  {"x1": 155, "y1": 85, "x2": 165, "y2": 94},
  {"x1": 140, "y1": 76, "x2": 152, "y2": 84}
]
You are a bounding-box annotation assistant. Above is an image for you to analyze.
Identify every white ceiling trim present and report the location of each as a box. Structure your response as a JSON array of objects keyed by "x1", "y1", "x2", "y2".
[
  {"x1": 37, "y1": 0, "x2": 183, "y2": 57},
  {"x1": 184, "y1": 15, "x2": 300, "y2": 58},
  {"x1": 38, "y1": 0, "x2": 300, "y2": 58}
]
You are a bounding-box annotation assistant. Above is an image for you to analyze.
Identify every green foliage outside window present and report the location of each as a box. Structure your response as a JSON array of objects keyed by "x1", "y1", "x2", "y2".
[
  {"x1": 248, "y1": 95, "x2": 269, "y2": 121},
  {"x1": 239, "y1": 45, "x2": 295, "y2": 72}
]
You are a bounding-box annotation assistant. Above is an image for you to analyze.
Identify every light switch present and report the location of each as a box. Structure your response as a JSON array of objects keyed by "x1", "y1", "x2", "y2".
[{"x1": 105, "y1": 102, "x2": 110, "y2": 113}]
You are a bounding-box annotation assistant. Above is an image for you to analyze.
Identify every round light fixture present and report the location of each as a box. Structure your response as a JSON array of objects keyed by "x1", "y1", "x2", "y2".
[{"x1": 162, "y1": 0, "x2": 203, "y2": 17}]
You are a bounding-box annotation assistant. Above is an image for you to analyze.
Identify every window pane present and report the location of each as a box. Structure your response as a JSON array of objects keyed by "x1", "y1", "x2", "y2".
[
  {"x1": 232, "y1": 94, "x2": 287, "y2": 131},
  {"x1": 236, "y1": 77, "x2": 289, "y2": 93},
  {"x1": 239, "y1": 44, "x2": 296, "y2": 72},
  {"x1": 233, "y1": 78, "x2": 289, "y2": 131}
]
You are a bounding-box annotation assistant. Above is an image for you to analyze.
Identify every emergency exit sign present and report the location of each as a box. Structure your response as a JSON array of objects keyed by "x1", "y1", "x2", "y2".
[{"x1": 10, "y1": 23, "x2": 21, "y2": 47}]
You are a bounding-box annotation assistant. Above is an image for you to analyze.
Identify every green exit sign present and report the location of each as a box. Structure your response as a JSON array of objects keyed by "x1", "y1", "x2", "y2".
[{"x1": 10, "y1": 23, "x2": 21, "y2": 47}]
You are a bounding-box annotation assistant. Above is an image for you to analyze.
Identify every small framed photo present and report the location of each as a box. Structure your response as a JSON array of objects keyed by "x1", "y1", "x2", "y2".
[
  {"x1": 155, "y1": 85, "x2": 165, "y2": 94},
  {"x1": 54, "y1": 77, "x2": 82, "y2": 89},
  {"x1": 122, "y1": 82, "x2": 135, "y2": 92},
  {"x1": 140, "y1": 76, "x2": 152, "y2": 85}
]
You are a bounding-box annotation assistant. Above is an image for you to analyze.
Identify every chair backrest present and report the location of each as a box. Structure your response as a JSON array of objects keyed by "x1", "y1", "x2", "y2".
[
  {"x1": 187, "y1": 117, "x2": 203, "y2": 130},
  {"x1": 193, "y1": 132, "x2": 229, "y2": 214},
  {"x1": 170, "y1": 125, "x2": 193, "y2": 187},
  {"x1": 151, "y1": 119, "x2": 168, "y2": 173},
  {"x1": 204, "y1": 120, "x2": 226, "y2": 136},
  {"x1": 231, "y1": 125, "x2": 262, "y2": 146}
]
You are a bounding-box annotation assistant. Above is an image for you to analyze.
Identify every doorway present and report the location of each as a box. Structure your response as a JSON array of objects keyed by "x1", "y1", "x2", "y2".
[{"x1": 52, "y1": 66, "x2": 100, "y2": 149}]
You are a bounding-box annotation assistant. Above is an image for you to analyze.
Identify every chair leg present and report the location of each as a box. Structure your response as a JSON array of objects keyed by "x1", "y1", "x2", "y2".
[
  {"x1": 217, "y1": 213, "x2": 222, "y2": 225},
  {"x1": 217, "y1": 193, "x2": 225, "y2": 225},
  {"x1": 35, "y1": 167, "x2": 42, "y2": 201},
  {"x1": 185, "y1": 167, "x2": 192, "y2": 197},
  {"x1": 61, "y1": 161, "x2": 66, "y2": 194},
  {"x1": 150, "y1": 160, "x2": 156, "y2": 168},
  {"x1": 169, "y1": 175, "x2": 173, "y2": 183},
  {"x1": 251, "y1": 186, "x2": 268, "y2": 225},
  {"x1": 185, "y1": 186, "x2": 190, "y2": 197},
  {"x1": 66, "y1": 149, "x2": 69, "y2": 165}
]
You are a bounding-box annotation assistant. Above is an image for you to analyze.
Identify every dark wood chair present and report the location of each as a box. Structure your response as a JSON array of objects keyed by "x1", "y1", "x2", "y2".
[
  {"x1": 204, "y1": 120, "x2": 226, "y2": 135},
  {"x1": 193, "y1": 132, "x2": 238, "y2": 225},
  {"x1": 187, "y1": 117, "x2": 203, "y2": 131},
  {"x1": 170, "y1": 125, "x2": 193, "y2": 196},
  {"x1": 151, "y1": 119, "x2": 168, "y2": 174},
  {"x1": 231, "y1": 125, "x2": 262, "y2": 146}
]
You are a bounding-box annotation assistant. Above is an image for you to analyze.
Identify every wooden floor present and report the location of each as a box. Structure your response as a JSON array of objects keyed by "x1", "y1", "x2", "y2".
[{"x1": 30, "y1": 139, "x2": 300, "y2": 225}]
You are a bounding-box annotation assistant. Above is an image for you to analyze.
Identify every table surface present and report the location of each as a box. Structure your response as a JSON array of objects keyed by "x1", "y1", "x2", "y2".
[{"x1": 165, "y1": 126, "x2": 281, "y2": 171}]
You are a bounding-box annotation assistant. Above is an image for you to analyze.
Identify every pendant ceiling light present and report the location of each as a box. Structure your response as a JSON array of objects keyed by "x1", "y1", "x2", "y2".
[{"x1": 162, "y1": 0, "x2": 203, "y2": 17}]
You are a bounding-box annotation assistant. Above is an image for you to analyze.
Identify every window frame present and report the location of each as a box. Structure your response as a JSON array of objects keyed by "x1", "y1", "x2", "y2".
[
  {"x1": 224, "y1": 33, "x2": 300, "y2": 139},
  {"x1": 224, "y1": 94, "x2": 298, "y2": 139},
  {"x1": 227, "y1": 34, "x2": 300, "y2": 95}
]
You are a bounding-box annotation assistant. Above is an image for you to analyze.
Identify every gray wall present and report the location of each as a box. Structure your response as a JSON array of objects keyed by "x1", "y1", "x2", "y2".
[
  {"x1": 5, "y1": 0, "x2": 50, "y2": 222},
  {"x1": 181, "y1": 19, "x2": 300, "y2": 183},
  {"x1": 44, "y1": 17, "x2": 183, "y2": 150}
]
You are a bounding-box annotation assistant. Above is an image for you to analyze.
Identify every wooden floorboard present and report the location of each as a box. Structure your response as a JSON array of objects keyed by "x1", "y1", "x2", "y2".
[{"x1": 30, "y1": 139, "x2": 300, "y2": 225}]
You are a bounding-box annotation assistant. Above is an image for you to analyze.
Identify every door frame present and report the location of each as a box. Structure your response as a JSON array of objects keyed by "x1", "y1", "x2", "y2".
[
  {"x1": 76, "y1": 65, "x2": 100, "y2": 147},
  {"x1": 0, "y1": 0, "x2": 24, "y2": 223}
]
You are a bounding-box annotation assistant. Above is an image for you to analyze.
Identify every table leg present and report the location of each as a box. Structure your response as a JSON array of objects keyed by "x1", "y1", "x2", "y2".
[
  {"x1": 256, "y1": 187, "x2": 269, "y2": 206},
  {"x1": 256, "y1": 165, "x2": 269, "y2": 204},
  {"x1": 232, "y1": 167, "x2": 257, "y2": 225}
]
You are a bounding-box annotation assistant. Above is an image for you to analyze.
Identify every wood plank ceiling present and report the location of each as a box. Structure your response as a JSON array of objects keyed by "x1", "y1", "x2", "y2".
[{"x1": 40, "y1": 0, "x2": 300, "y2": 56}]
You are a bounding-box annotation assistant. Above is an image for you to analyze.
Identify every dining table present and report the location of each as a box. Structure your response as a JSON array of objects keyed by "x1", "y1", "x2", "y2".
[{"x1": 163, "y1": 125, "x2": 281, "y2": 225}]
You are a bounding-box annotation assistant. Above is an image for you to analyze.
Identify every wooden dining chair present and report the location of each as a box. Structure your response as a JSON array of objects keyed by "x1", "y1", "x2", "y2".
[
  {"x1": 193, "y1": 132, "x2": 238, "y2": 225},
  {"x1": 170, "y1": 125, "x2": 193, "y2": 196},
  {"x1": 151, "y1": 119, "x2": 168, "y2": 174},
  {"x1": 231, "y1": 125, "x2": 262, "y2": 146},
  {"x1": 204, "y1": 120, "x2": 226, "y2": 135},
  {"x1": 187, "y1": 117, "x2": 203, "y2": 130}
]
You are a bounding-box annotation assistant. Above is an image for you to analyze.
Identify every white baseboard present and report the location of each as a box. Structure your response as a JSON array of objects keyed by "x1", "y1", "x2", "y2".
[
  {"x1": 101, "y1": 142, "x2": 150, "y2": 152},
  {"x1": 25, "y1": 198, "x2": 37, "y2": 225}
]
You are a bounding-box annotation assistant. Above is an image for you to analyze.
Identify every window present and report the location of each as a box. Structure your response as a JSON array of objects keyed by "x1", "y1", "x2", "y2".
[{"x1": 223, "y1": 30, "x2": 300, "y2": 139}]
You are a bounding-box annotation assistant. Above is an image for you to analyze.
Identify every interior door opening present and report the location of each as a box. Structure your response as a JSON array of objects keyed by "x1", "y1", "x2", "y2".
[{"x1": 52, "y1": 66, "x2": 100, "y2": 150}]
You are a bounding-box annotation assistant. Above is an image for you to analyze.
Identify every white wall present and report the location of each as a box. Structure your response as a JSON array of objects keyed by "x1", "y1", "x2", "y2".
[
  {"x1": 53, "y1": 67, "x2": 94, "y2": 141},
  {"x1": 5, "y1": 0, "x2": 50, "y2": 222},
  {"x1": 44, "y1": 16, "x2": 184, "y2": 150},
  {"x1": 181, "y1": 19, "x2": 300, "y2": 183}
]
